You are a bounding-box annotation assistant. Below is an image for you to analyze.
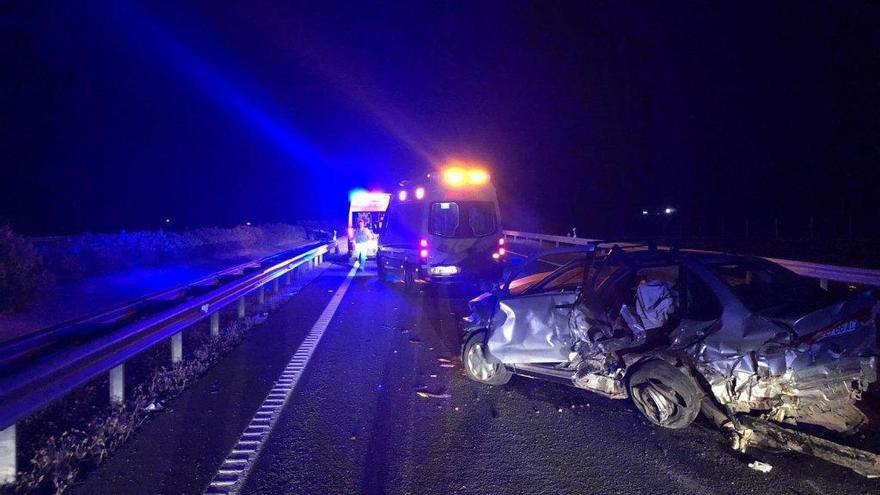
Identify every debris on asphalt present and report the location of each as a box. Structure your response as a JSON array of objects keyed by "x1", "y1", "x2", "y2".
[
  {"x1": 748, "y1": 461, "x2": 773, "y2": 473},
  {"x1": 429, "y1": 374, "x2": 438, "y2": 378},
  {"x1": 409, "y1": 337, "x2": 422, "y2": 344},
  {"x1": 439, "y1": 363, "x2": 455, "y2": 368},
  {"x1": 416, "y1": 389, "x2": 452, "y2": 399},
  {"x1": 437, "y1": 357, "x2": 452, "y2": 363}
]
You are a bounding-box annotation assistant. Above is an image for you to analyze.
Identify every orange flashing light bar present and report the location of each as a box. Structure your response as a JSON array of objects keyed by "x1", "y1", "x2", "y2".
[{"x1": 442, "y1": 166, "x2": 489, "y2": 187}]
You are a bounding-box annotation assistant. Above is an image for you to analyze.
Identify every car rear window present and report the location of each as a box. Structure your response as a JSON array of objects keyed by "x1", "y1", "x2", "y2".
[{"x1": 429, "y1": 201, "x2": 497, "y2": 238}]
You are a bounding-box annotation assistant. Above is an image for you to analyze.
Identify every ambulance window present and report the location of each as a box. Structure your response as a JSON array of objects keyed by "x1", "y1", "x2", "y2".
[
  {"x1": 430, "y1": 202, "x2": 460, "y2": 237},
  {"x1": 467, "y1": 203, "x2": 496, "y2": 236},
  {"x1": 429, "y1": 201, "x2": 497, "y2": 238}
]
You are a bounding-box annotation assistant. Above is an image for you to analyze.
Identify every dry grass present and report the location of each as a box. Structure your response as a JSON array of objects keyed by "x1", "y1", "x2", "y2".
[{"x1": 4, "y1": 317, "x2": 255, "y2": 494}]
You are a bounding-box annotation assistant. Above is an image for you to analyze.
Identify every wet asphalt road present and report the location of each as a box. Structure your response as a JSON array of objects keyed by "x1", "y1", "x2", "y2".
[{"x1": 72, "y1": 253, "x2": 880, "y2": 494}]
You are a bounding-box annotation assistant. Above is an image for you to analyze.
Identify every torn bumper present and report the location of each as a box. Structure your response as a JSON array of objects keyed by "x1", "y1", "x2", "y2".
[{"x1": 730, "y1": 415, "x2": 880, "y2": 478}]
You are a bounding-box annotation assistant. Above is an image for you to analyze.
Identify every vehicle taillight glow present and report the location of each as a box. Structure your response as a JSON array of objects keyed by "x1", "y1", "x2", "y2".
[
  {"x1": 492, "y1": 252, "x2": 500, "y2": 260},
  {"x1": 398, "y1": 190, "x2": 407, "y2": 201},
  {"x1": 415, "y1": 187, "x2": 425, "y2": 199},
  {"x1": 498, "y1": 247, "x2": 506, "y2": 256},
  {"x1": 420, "y1": 239, "x2": 428, "y2": 248},
  {"x1": 499, "y1": 237, "x2": 505, "y2": 246},
  {"x1": 420, "y1": 249, "x2": 429, "y2": 259}
]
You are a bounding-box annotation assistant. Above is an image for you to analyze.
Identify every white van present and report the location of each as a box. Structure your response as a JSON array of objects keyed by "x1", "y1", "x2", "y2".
[{"x1": 377, "y1": 166, "x2": 506, "y2": 291}]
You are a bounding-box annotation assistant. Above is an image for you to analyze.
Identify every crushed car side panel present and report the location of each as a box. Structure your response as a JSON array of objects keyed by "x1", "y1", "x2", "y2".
[{"x1": 485, "y1": 293, "x2": 579, "y2": 364}]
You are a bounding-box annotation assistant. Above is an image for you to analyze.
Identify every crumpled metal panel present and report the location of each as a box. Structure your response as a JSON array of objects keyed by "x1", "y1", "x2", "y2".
[{"x1": 486, "y1": 293, "x2": 578, "y2": 364}]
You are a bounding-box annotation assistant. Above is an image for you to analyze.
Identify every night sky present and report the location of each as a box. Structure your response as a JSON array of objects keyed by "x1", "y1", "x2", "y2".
[{"x1": 1, "y1": 1, "x2": 878, "y2": 236}]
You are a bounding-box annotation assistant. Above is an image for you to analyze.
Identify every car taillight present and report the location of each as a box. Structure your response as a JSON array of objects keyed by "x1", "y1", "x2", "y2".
[
  {"x1": 498, "y1": 247, "x2": 506, "y2": 256},
  {"x1": 420, "y1": 249, "x2": 429, "y2": 259},
  {"x1": 420, "y1": 239, "x2": 428, "y2": 248},
  {"x1": 419, "y1": 239, "x2": 429, "y2": 259},
  {"x1": 499, "y1": 237, "x2": 505, "y2": 246}
]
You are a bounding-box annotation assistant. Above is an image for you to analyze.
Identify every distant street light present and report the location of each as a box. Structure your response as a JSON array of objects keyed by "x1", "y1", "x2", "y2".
[
  {"x1": 165, "y1": 218, "x2": 171, "y2": 223},
  {"x1": 246, "y1": 221, "x2": 252, "y2": 226},
  {"x1": 641, "y1": 210, "x2": 649, "y2": 215},
  {"x1": 664, "y1": 207, "x2": 676, "y2": 215}
]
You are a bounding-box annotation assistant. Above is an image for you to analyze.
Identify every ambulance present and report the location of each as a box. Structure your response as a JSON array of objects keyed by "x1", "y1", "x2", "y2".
[
  {"x1": 377, "y1": 164, "x2": 505, "y2": 291},
  {"x1": 347, "y1": 191, "x2": 391, "y2": 258}
]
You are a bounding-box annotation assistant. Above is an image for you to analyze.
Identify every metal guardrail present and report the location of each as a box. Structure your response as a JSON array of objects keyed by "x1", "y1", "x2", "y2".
[
  {"x1": 503, "y1": 230, "x2": 880, "y2": 287},
  {"x1": 0, "y1": 242, "x2": 331, "y2": 445}
]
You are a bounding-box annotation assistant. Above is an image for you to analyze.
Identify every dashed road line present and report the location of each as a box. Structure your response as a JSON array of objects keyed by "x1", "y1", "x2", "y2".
[{"x1": 204, "y1": 265, "x2": 358, "y2": 494}]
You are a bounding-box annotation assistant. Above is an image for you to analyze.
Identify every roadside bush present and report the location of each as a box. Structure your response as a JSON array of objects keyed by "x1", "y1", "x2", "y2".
[
  {"x1": 35, "y1": 223, "x2": 309, "y2": 281},
  {"x1": 0, "y1": 226, "x2": 54, "y2": 312}
]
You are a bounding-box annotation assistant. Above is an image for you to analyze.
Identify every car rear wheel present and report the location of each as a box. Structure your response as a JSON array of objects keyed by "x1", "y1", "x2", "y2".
[
  {"x1": 376, "y1": 254, "x2": 387, "y2": 282},
  {"x1": 463, "y1": 332, "x2": 511, "y2": 385},
  {"x1": 627, "y1": 360, "x2": 701, "y2": 429}
]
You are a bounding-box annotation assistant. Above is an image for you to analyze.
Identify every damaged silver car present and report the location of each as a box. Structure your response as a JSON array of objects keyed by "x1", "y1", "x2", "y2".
[{"x1": 461, "y1": 244, "x2": 880, "y2": 476}]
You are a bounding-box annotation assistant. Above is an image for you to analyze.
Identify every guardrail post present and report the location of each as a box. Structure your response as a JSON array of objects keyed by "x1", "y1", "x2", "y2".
[
  {"x1": 110, "y1": 364, "x2": 125, "y2": 405},
  {"x1": 210, "y1": 312, "x2": 220, "y2": 337},
  {"x1": 258, "y1": 285, "x2": 265, "y2": 305},
  {"x1": 237, "y1": 297, "x2": 246, "y2": 319},
  {"x1": 171, "y1": 333, "x2": 182, "y2": 364},
  {"x1": 0, "y1": 424, "x2": 14, "y2": 485},
  {"x1": 820, "y1": 279, "x2": 829, "y2": 290}
]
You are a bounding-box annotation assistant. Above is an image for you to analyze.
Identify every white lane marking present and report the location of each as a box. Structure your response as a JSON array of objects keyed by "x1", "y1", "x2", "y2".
[
  {"x1": 505, "y1": 249, "x2": 528, "y2": 258},
  {"x1": 204, "y1": 265, "x2": 358, "y2": 495}
]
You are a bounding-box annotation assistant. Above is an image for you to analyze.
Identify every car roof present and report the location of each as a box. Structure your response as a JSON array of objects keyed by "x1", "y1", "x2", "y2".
[{"x1": 598, "y1": 245, "x2": 765, "y2": 269}]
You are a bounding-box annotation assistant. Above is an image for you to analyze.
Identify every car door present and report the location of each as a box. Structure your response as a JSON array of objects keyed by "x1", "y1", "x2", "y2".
[{"x1": 486, "y1": 250, "x2": 591, "y2": 364}]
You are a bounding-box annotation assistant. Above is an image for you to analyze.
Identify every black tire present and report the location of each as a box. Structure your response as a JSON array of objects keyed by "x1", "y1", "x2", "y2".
[
  {"x1": 627, "y1": 360, "x2": 702, "y2": 429},
  {"x1": 376, "y1": 254, "x2": 388, "y2": 282},
  {"x1": 462, "y1": 332, "x2": 512, "y2": 385},
  {"x1": 404, "y1": 265, "x2": 418, "y2": 293}
]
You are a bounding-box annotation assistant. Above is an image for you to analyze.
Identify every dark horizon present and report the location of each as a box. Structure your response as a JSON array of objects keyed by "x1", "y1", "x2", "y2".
[{"x1": 2, "y1": 1, "x2": 879, "y2": 237}]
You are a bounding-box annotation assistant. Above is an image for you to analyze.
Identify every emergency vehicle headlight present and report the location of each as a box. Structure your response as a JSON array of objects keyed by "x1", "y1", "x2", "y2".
[{"x1": 429, "y1": 265, "x2": 460, "y2": 276}]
